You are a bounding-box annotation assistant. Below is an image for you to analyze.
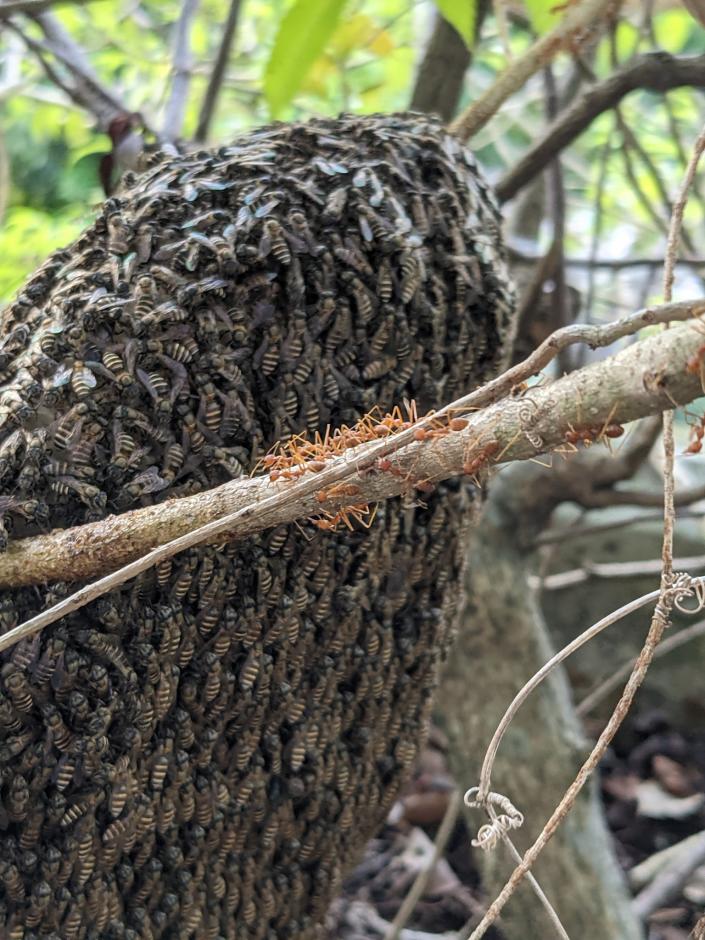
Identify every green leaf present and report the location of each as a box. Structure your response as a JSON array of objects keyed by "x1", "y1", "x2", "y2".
[
  {"x1": 524, "y1": 0, "x2": 561, "y2": 34},
  {"x1": 264, "y1": 0, "x2": 348, "y2": 117},
  {"x1": 433, "y1": 0, "x2": 477, "y2": 47}
]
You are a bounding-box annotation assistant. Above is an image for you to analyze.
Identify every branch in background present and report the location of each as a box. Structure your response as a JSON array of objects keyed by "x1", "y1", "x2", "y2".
[
  {"x1": 543, "y1": 64, "x2": 571, "y2": 375},
  {"x1": 162, "y1": 0, "x2": 200, "y2": 142},
  {"x1": 510, "y1": 250, "x2": 705, "y2": 269},
  {"x1": 0, "y1": 0, "x2": 101, "y2": 12},
  {"x1": 384, "y1": 791, "x2": 462, "y2": 940},
  {"x1": 577, "y1": 618, "x2": 705, "y2": 715},
  {"x1": 5, "y1": 12, "x2": 141, "y2": 131},
  {"x1": 1, "y1": 311, "x2": 704, "y2": 656},
  {"x1": 536, "y1": 555, "x2": 705, "y2": 592},
  {"x1": 449, "y1": 0, "x2": 622, "y2": 142},
  {"x1": 497, "y1": 51, "x2": 705, "y2": 202},
  {"x1": 534, "y1": 507, "x2": 705, "y2": 546},
  {"x1": 194, "y1": 0, "x2": 243, "y2": 142},
  {"x1": 409, "y1": 3, "x2": 489, "y2": 122},
  {"x1": 632, "y1": 830, "x2": 705, "y2": 921}
]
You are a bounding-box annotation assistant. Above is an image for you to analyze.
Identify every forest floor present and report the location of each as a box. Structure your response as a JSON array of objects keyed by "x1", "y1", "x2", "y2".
[{"x1": 327, "y1": 711, "x2": 705, "y2": 940}]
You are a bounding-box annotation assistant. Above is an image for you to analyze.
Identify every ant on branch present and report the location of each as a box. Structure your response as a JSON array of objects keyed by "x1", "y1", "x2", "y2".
[
  {"x1": 685, "y1": 411, "x2": 705, "y2": 455},
  {"x1": 257, "y1": 398, "x2": 477, "y2": 531}
]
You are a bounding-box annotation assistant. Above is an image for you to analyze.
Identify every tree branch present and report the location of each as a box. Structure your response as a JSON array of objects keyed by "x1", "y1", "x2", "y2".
[
  {"x1": 449, "y1": 0, "x2": 622, "y2": 142},
  {"x1": 1, "y1": 309, "x2": 704, "y2": 658},
  {"x1": 163, "y1": 0, "x2": 200, "y2": 142},
  {"x1": 497, "y1": 51, "x2": 705, "y2": 202},
  {"x1": 194, "y1": 0, "x2": 243, "y2": 143},
  {"x1": 7, "y1": 13, "x2": 143, "y2": 131},
  {"x1": 409, "y1": 6, "x2": 486, "y2": 122},
  {"x1": 0, "y1": 0, "x2": 102, "y2": 13}
]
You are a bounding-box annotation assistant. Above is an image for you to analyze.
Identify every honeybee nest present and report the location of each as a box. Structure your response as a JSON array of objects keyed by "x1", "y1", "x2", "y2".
[{"x1": 0, "y1": 113, "x2": 515, "y2": 939}]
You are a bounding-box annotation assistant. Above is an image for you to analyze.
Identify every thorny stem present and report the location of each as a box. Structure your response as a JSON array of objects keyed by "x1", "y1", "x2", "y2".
[{"x1": 464, "y1": 120, "x2": 705, "y2": 940}]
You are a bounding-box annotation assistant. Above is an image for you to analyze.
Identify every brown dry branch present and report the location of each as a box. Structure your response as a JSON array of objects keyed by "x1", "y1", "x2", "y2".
[
  {"x1": 497, "y1": 51, "x2": 705, "y2": 202},
  {"x1": 0, "y1": 297, "x2": 699, "y2": 591},
  {"x1": 449, "y1": 0, "x2": 622, "y2": 142},
  {"x1": 463, "y1": 116, "x2": 705, "y2": 940},
  {"x1": 1, "y1": 310, "x2": 705, "y2": 658}
]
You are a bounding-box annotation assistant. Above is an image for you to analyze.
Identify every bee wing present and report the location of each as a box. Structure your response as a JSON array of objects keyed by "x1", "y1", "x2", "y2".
[
  {"x1": 130, "y1": 466, "x2": 169, "y2": 494},
  {"x1": 51, "y1": 363, "x2": 74, "y2": 388},
  {"x1": 75, "y1": 366, "x2": 97, "y2": 389},
  {"x1": 254, "y1": 198, "x2": 280, "y2": 218}
]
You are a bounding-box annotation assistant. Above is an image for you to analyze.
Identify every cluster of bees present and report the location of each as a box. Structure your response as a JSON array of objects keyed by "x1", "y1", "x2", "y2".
[{"x1": 0, "y1": 113, "x2": 515, "y2": 938}]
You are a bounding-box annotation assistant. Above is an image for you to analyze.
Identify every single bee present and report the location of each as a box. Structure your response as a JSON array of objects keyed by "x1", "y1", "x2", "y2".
[{"x1": 106, "y1": 211, "x2": 132, "y2": 254}]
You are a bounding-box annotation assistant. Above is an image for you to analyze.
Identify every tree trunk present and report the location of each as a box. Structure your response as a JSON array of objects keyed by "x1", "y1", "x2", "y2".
[{"x1": 436, "y1": 467, "x2": 644, "y2": 939}]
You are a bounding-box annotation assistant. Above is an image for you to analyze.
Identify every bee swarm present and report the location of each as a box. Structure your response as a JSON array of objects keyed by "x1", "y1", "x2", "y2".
[{"x1": 0, "y1": 113, "x2": 515, "y2": 939}]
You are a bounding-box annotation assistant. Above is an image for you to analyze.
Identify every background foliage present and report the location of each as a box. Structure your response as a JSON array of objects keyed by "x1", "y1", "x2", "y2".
[{"x1": 1, "y1": 0, "x2": 704, "y2": 302}]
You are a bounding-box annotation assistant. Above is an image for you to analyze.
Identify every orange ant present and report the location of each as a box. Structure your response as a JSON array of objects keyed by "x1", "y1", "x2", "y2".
[
  {"x1": 310, "y1": 502, "x2": 378, "y2": 531},
  {"x1": 315, "y1": 482, "x2": 362, "y2": 503},
  {"x1": 686, "y1": 343, "x2": 705, "y2": 378},
  {"x1": 685, "y1": 413, "x2": 705, "y2": 455},
  {"x1": 462, "y1": 440, "x2": 500, "y2": 478}
]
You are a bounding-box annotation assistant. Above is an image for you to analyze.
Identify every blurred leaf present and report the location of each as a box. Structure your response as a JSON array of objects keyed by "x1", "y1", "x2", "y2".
[
  {"x1": 433, "y1": 0, "x2": 477, "y2": 47},
  {"x1": 524, "y1": 0, "x2": 561, "y2": 34},
  {"x1": 330, "y1": 12, "x2": 377, "y2": 56},
  {"x1": 264, "y1": 0, "x2": 348, "y2": 117},
  {"x1": 653, "y1": 8, "x2": 695, "y2": 54}
]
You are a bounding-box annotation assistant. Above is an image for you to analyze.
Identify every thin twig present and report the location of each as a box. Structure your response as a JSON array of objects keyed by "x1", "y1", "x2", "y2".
[
  {"x1": 577, "y1": 617, "x2": 705, "y2": 715},
  {"x1": 497, "y1": 831, "x2": 570, "y2": 940},
  {"x1": 385, "y1": 790, "x2": 462, "y2": 940},
  {"x1": 449, "y1": 0, "x2": 622, "y2": 141},
  {"x1": 497, "y1": 51, "x2": 705, "y2": 202},
  {"x1": 162, "y1": 0, "x2": 200, "y2": 142},
  {"x1": 474, "y1": 586, "x2": 671, "y2": 804},
  {"x1": 194, "y1": 0, "x2": 242, "y2": 142}
]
